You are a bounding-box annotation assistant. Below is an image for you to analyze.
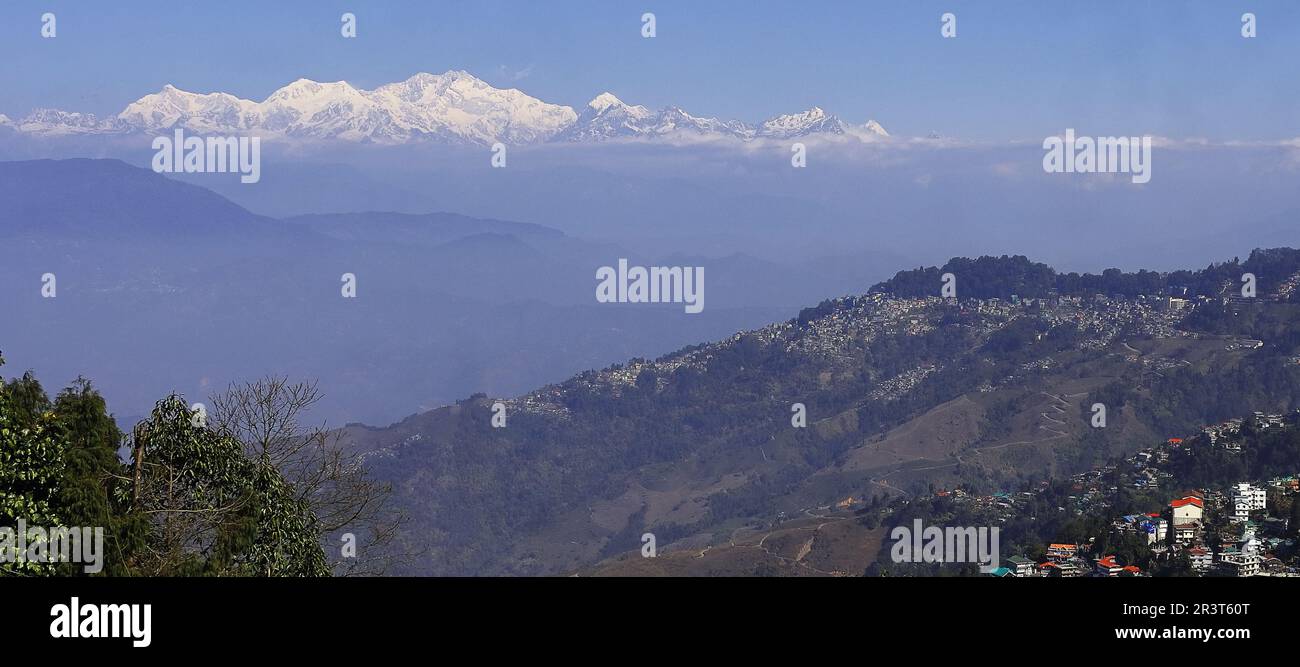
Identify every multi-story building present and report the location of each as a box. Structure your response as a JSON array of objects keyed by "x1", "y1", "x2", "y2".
[
  {"x1": 1095, "y1": 555, "x2": 1124, "y2": 576},
  {"x1": 1231, "y1": 482, "x2": 1266, "y2": 521},
  {"x1": 1141, "y1": 517, "x2": 1167, "y2": 546},
  {"x1": 1169, "y1": 495, "x2": 1204, "y2": 544},
  {"x1": 1219, "y1": 553, "x2": 1260, "y2": 577},
  {"x1": 1171, "y1": 495, "x2": 1204, "y2": 523},
  {"x1": 1186, "y1": 547, "x2": 1212, "y2": 572},
  {"x1": 1006, "y1": 555, "x2": 1036, "y2": 577},
  {"x1": 1046, "y1": 543, "x2": 1078, "y2": 560}
]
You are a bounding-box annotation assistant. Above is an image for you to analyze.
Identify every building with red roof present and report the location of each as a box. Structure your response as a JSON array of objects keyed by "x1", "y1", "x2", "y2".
[{"x1": 1095, "y1": 555, "x2": 1124, "y2": 576}]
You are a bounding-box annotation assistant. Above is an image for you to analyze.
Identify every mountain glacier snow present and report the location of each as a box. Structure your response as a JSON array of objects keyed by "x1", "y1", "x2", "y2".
[{"x1": 11, "y1": 70, "x2": 888, "y2": 145}]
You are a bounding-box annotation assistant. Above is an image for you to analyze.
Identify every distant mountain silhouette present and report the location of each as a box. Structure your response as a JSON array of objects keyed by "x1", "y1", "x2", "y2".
[{"x1": 0, "y1": 159, "x2": 832, "y2": 424}]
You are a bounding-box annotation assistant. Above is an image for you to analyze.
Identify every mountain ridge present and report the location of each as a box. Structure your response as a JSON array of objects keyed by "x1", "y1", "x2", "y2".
[
  {"x1": 342, "y1": 248, "x2": 1300, "y2": 575},
  {"x1": 9, "y1": 70, "x2": 889, "y2": 146}
]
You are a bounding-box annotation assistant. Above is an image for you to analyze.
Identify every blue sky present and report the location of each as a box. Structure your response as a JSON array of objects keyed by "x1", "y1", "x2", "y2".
[{"x1": 1, "y1": 0, "x2": 1297, "y2": 141}]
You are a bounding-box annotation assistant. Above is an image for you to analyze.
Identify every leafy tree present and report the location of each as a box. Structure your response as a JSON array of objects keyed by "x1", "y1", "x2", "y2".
[
  {"x1": 46, "y1": 378, "x2": 146, "y2": 575},
  {"x1": 127, "y1": 396, "x2": 329, "y2": 576},
  {"x1": 3, "y1": 370, "x2": 52, "y2": 427},
  {"x1": 0, "y1": 355, "x2": 67, "y2": 575}
]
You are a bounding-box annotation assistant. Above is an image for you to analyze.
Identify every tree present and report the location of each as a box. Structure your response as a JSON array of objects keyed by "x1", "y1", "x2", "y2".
[
  {"x1": 128, "y1": 396, "x2": 329, "y2": 576},
  {"x1": 3, "y1": 352, "x2": 339, "y2": 577},
  {"x1": 2, "y1": 360, "x2": 142, "y2": 575},
  {"x1": 49, "y1": 378, "x2": 145, "y2": 575},
  {"x1": 209, "y1": 377, "x2": 403, "y2": 575},
  {"x1": 3, "y1": 370, "x2": 52, "y2": 426},
  {"x1": 0, "y1": 355, "x2": 67, "y2": 575}
]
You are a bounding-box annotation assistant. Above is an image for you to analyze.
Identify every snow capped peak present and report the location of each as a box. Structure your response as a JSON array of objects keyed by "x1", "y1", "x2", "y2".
[
  {"x1": 398, "y1": 72, "x2": 440, "y2": 84},
  {"x1": 435, "y1": 69, "x2": 476, "y2": 81},
  {"x1": 558, "y1": 93, "x2": 670, "y2": 141},
  {"x1": 771, "y1": 106, "x2": 827, "y2": 123},
  {"x1": 380, "y1": 70, "x2": 498, "y2": 101},
  {"x1": 843, "y1": 119, "x2": 890, "y2": 140},
  {"x1": 265, "y1": 78, "x2": 361, "y2": 103},
  {"x1": 588, "y1": 92, "x2": 626, "y2": 112},
  {"x1": 118, "y1": 84, "x2": 259, "y2": 133},
  {"x1": 369, "y1": 70, "x2": 576, "y2": 144},
  {"x1": 18, "y1": 108, "x2": 120, "y2": 135},
  {"x1": 752, "y1": 107, "x2": 892, "y2": 140},
  {"x1": 757, "y1": 107, "x2": 844, "y2": 138},
  {"x1": 23, "y1": 108, "x2": 98, "y2": 123},
  {"x1": 141, "y1": 83, "x2": 195, "y2": 99}
]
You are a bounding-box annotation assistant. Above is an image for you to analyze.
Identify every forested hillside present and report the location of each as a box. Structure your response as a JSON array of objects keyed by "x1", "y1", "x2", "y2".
[
  {"x1": 870, "y1": 248, "x2": 1300, "y2": 300},
  {"x1": 349, "y1": 249, "x2": 1300, "y2": 576}
]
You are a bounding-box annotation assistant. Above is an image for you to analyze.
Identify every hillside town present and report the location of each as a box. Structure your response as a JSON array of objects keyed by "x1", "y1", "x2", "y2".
[
  {"x1": 931, "y1": 411, "x2": 1300, "y2": 577},
  {"x1": 522, "y1": 288, "x2": 1209, "y2": 415}
]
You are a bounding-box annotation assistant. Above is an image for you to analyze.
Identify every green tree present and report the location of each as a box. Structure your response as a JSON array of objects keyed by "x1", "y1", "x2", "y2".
[
  {"x1": 51, "y1": 378, "x2": 145, "y2": 575},
  {"x1": 0, "y1": 355, "x2": 67, "y2": 575},
  {"x1": 128, "y1": 396, "x2": 328, "y2": 576}
]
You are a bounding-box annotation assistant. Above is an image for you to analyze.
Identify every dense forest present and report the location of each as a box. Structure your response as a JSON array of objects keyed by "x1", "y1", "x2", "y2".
[{"x1": 871, "y1": 247, "x2": 1300, "y2": 300}]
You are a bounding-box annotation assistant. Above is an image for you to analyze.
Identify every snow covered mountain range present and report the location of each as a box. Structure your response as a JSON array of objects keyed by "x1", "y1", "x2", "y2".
[{"x1": 3, "y1": 70, "x2": 888, "y2": 145}]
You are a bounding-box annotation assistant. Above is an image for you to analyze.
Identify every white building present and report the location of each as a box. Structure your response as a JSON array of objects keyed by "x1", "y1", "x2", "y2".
[
  {"x1": 1187, "y1": 547, "x2": 1212, "y2": 571},
  {"x1": 1219, "y1": 529, "x2": 1262, "y2": 577},
  {"x1": 1231, "y1": 483, "x2": 1266, "y2": 521},
  {"x1": 1141, "y1": 517, "x2": 1167, "y2": 546},
  {"x1": 1219, "y1": 553, "x2": 1260, "y2": 577},
  {"x1": 1171, "y1": 496, "x2": 1204, "y2": 523}
]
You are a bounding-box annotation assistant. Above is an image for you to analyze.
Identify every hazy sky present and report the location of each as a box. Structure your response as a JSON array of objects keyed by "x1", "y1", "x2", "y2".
[{"x1": 1, "y1": 1, "x2": 1297, "y2": 141}]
